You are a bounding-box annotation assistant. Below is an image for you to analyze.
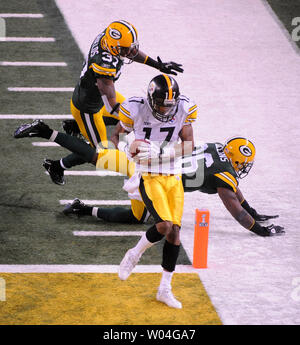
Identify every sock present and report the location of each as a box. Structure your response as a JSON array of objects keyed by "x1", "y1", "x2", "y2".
[
  {"x1": 92, "y1": 207, "x2": 99, "y2": 218},
  {"x1": 162, "y1": 240, "x2": 180, "y2": 272},
  {"x1": 61, "y1": 153, "x2": 87, "y2": 169},
  {"x1": 131, "y1": 232, "x2": 154, "y2": 256},
  {"x1": 96, "y1": 207, "x2": 140, "y2": 223},
  {"x1": 159, "y1": 270, "x2": 174, "y2": 290}
]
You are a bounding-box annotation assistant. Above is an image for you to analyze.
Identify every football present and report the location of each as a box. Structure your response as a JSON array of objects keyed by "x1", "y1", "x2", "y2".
[{"x1": 129, "y1": 139, "x2": 149, "y2": 157}]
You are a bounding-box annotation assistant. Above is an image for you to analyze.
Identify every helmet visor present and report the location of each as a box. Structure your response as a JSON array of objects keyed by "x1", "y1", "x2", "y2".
[{"x1": 116, "y1": 42, "x2": 139, "y2": 60}]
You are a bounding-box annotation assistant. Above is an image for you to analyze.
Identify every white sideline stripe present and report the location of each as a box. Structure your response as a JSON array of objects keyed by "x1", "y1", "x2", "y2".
[
  {"x1": 0, "y1": 37, "x2": 55, "y2": 42},
  {"x1": 0, "y1": 13, "x2": 44, "y2": 18},
  {"x1": 0, "y1": 265, "x2": 197, "y2": 273},
  {"x1": 8, "y1": 87, "x2": 74, "y2": 92},
  {"x1": 45, "y1": 170, "x2": 124, "y2": 177},
  {"x1": 60, "y1": 200, "x2": 131, "y2": 205},
  {"x1": 73, "y1": 231, "x2": 145, "y2": 237},
  {"x1": 0, "y1": 114, "x2": 72, "y2": 119},
  {"x1": 0, "y1": 61, "x2": 67, "y2": 66},
  {"x1": 32, "y1": 142, "x2": 59, "y2": 147}
]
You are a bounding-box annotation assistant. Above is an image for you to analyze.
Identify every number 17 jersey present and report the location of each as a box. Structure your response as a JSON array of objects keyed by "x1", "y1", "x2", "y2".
[{"x1": 119, "y1": 95, "x2": 197, "y2": 174}]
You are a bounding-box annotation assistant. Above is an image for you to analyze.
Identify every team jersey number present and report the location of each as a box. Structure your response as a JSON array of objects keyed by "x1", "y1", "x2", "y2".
[
  {"x1": 181, "y1": 144, "x2": 213, "y2": 174},
  {"x1": 143, "y1": 127, "x2": 175, "y2": 143}
]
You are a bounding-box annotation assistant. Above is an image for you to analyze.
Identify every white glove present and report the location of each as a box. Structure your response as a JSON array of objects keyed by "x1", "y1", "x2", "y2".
[
  {"x1": 135, "y1": 141, "x2": 162, "y2": 160},
  {"x1": 117, "y1": 141, "x2": 131, "y2": 158}
]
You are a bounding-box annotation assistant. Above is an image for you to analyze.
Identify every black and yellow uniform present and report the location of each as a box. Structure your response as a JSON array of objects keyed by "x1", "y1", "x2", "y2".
[
  {"x1": 71, "y1": 31, "x2": 125, "y2": 148},
  {"x1": 182, "y1": 142, "x2": 239, "y2": 194}
]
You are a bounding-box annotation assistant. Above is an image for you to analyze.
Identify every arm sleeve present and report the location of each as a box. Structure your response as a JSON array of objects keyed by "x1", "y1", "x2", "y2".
[{"x1": 214, "y1": 171, "x2": 238, "y2": 193}]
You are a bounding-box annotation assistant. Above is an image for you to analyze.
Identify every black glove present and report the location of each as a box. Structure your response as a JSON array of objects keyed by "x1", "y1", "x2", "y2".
[
  {"x1": 263, "y1": 224, "x2": 285, "y2": 236},
  {"x1": 252, "y1": 209, "x2": 279, "y2": 222},
  {"x1": 157, "y1": 56, "x2": 183, "y2": 75},
  {"x1": 62, "y1": 120, "x2": 81, "y2": 137},
  {"x1": 241, "y1": 200, "x2": 279, "y2": 222},
  {"x1": 255, "y1": 214, "x2": 279, "y2": 222}
]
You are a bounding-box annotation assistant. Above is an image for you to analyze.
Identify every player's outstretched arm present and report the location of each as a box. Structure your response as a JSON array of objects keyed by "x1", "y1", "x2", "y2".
[
  {"x1": 133, "y1": 50, "x2": 183, "y2": 75},
  {"x1": 217, "y1": 187, "x2": 285, "y2": 237}
]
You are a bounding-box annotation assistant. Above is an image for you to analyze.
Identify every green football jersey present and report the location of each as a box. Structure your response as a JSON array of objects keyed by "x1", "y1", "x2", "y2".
[
  {"x1": 182, "y1": 143, "x2": 239, "y2": 194},
  {"x1": 72, "y1": 30, "x2": 124, "y2": 113}
]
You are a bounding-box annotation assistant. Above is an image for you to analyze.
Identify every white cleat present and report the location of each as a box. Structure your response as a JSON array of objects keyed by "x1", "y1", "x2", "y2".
[
  {"x1": 118, "y1": 249, "x2": 141, "y2": 281},
  {"x1": 156, "y1": 288, "x2": 182, "y2": 309}
]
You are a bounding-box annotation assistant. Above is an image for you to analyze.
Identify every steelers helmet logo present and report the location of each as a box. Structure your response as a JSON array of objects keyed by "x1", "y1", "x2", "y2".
[
  {"x1": 148, "y1": 81, "x2": 155, "y2": 96},
  {"x1": 109, "y1": 28, "x2": 122, "y2": 40},
  {"x1": 239, "y1": 145, "x2": 252, "y2": 157}
]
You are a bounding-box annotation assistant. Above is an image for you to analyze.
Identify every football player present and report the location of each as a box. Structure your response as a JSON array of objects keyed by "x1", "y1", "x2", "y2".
[
  {"x1": 14, "y1": 74, "x2": 197, "y2": 309},
  {"x1": 114, "y1": 74, "x2": 197, "y2": 309},
  {"x1": 42, "y1": 20, "x2": 183, "y2": 186}
]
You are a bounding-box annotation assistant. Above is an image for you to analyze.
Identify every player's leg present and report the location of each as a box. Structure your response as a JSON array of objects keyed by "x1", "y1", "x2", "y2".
[
  {"x1": 14, "y1": 119, "x2": 98, "y2": 165},
  {"x1": 141, "y1": 175, "x2": 184, "y2": 308},
  {"x1": 63, "y1": 198, "x2": 149, "y2": 224}
]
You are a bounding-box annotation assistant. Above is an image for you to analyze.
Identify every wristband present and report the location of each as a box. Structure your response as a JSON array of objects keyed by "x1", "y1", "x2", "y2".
[
  {"x1": 144, "y1": 56, "x2": 159, "y2": 69},
  {"x1": 241, "y1": 199, "x2": 257, "y2": 218},
  {"x1": 249, "y1": 221, "x2": 268, "y2": 236}
]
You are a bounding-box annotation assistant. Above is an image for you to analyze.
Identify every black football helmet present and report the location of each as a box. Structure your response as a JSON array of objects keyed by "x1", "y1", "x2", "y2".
[{"x1": 147, "y1": 74, "x2": 180, "y2": 122}]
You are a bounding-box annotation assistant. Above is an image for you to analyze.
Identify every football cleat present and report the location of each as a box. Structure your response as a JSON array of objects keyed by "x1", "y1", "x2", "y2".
[
  {"x1": 14, "y1": 119, "x2": 50, "y2": 139},
  {"x1": 118, "y1": 248, "x2": 141, "y2": 280},
  {"x1": 63, "y1": 198, "x2": 89, "y2": 217},
  {"x1": 43, "y1": 159, "x2": 65, "y2": 186},
  {"x1": 156, "y1": 287, "x2": 182, "y2": 309}
]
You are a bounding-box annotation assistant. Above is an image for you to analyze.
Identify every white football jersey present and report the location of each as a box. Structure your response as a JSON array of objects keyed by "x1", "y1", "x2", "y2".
[{"x1": 119, "y1": 95, "x2": 197, "y2": 174}]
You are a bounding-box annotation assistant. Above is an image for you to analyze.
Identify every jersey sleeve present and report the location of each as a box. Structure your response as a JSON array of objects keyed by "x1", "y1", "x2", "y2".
[
  {"x1": 214, "y1": 171, "x2": 238, "y2": 193},
  {"x1": 90, "y1": 62, "x2": 117, "y2": 79},
  {"x1": 119, "y1": 101, "x2": 134, "y2": 132},
  {"x1": 184, "y1": 100, "x2": 198, "y2": 125}
]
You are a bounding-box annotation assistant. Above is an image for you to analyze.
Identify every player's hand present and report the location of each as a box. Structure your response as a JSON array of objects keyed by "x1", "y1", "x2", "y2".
[
  {"x1": 62, "y1": 120, "x2": 80, "y2": 137},
  {"x1": 264, "y1": 224, "x2": 285, "y2": 236},
  {"x1": 135, "y1": 141, "x2": 161, "y2": 160},
  {"x1": 157, "y1": 56, "x2": 184, "y2": 75}
]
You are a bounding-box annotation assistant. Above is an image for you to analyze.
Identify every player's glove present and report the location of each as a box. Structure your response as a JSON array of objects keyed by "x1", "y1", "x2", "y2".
[
  {"x1": 251, "y1": 222, "x2": 285, "y2": 237},
  {"x1": 135, "y1": 141, "x2": 161, "y2": 161},
  {"x1": 157, "y1": 56, "x2": 184, "y2": 75},
  {"x1": 62, "y1": 120, "x2": 81, "y2": 137},
  {"x1": 263, "y1": 224, "x2": 285, "y2": 236}
]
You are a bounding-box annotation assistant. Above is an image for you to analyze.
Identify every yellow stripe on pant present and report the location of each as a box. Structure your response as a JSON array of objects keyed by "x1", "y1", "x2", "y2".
[
  {"x1": 70, "y1": 91, "x2": 126, "y2": 149},
  {"x1": 0, "y1": 273, "x2": 222, "y2": 325}
]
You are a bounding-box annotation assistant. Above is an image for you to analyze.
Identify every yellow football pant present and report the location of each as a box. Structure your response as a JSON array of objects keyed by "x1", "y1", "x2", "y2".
[
  {"x1": 96, "y1": 149, "x2": 146, "y2": 222},
  {"x1": 70, "y1": 91, "x2": 126, "y2": 149},
  {"x1": 139, "y1": 174, "x2": 184, "y2": 227}
]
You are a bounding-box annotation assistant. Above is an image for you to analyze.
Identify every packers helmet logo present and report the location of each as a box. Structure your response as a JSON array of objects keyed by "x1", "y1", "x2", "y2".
[
  {"x1": 239, "y1": 145, "x2": 252, "y2": 157},
  {"x1": 109, "y1": 28, "x2": 122, "y2": 40}
]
